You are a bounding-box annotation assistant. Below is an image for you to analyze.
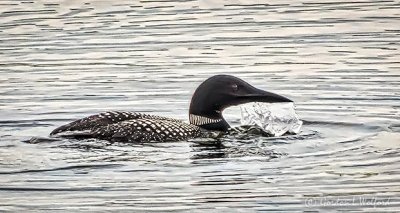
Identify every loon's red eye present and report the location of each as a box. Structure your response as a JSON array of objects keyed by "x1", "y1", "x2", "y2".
[{"x1": 232, "y1": 84, "x2": 238, "y2": 91}]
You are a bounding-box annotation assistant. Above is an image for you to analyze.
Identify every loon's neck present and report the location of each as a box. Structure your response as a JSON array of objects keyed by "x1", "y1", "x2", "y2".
[{"x1": 188, "y1": 111, "x2": 230, "y2": 131}]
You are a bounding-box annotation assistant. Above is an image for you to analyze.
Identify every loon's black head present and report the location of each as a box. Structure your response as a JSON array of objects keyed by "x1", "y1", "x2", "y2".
[{"x1": 189, "y1": 75, "x2": 292, "y2": 131}]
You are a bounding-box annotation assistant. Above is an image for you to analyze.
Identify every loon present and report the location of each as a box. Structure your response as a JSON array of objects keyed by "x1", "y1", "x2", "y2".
[{"x1": 50, "y1": 75, "x2": 292, "y2": 142}]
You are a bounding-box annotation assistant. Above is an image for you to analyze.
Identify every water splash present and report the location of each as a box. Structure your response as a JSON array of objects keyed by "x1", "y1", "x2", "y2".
[{"x1": 240, "y1": 102, "x2": 303, "y2": 136}]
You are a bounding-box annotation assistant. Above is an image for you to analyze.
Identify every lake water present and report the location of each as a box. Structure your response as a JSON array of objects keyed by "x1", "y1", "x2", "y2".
[{"x1": 1, "y1": 0, "x2": 400, "y2": 212}]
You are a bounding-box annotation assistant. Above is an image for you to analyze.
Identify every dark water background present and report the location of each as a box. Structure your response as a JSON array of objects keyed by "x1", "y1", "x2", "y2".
[{"x1": 1, "y1": 0, "x2": 400, "y2": 212}]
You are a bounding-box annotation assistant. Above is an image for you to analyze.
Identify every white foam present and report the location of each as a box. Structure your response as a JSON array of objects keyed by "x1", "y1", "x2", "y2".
[{"x1": 240, "y1": 102, "x2": 303, "y2": 136}]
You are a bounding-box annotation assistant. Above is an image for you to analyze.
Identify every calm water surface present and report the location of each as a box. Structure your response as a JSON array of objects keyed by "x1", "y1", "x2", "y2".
[{"x1": 1, "y1": 0, "x2": 400, "y2": 212}]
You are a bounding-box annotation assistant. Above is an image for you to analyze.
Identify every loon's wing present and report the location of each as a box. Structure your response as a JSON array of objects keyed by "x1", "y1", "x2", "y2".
[
  {"x1": 50, "y1": 111, "x2": 181, "y2": 135},
  {"x1": 90, "y1": 118, "x2": 201, "y2": 142}
]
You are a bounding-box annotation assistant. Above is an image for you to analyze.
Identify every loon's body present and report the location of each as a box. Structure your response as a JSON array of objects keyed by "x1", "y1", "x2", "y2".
[
  {"x1": 50, "y1": 75, "x2": 292, "y2": 142},
  {"x1": 51, "y1": 111, "x2": 203, "y2": 142}
]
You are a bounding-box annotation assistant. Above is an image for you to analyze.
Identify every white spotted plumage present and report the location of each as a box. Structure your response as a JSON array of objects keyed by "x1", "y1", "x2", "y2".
[{"x1": 50, "y1": 111, "x2": 203, "y2": 142}]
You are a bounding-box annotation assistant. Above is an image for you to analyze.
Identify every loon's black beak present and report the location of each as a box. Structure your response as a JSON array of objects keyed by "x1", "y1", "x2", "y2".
[{"x1": 239, "y1": 87, "x2": 293, "y2": 103}]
